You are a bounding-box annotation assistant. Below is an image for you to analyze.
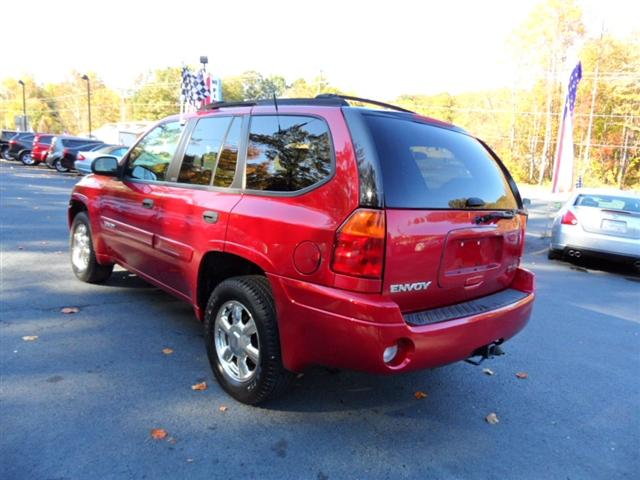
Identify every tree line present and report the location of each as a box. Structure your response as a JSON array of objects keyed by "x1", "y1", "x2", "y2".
[{"x1": 0, "y1": 0, "x2": 637, "y2": 188}]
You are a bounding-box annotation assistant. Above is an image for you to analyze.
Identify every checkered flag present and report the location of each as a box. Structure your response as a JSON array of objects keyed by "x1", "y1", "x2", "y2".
[{"x1": 181, "y1": 66, "x2": 210, "y2": 109}]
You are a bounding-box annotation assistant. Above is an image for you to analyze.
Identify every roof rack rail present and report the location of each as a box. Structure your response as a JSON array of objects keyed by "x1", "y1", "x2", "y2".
[
  {"x1": 201, "y1": 100, "x2": 257, "y2": 110},
  {"x1": 199, "y1": 95, "x2": 414, "y2": 113},
  {"x1": 315, "y1": 94, "x2": 414, "y2": 113}
]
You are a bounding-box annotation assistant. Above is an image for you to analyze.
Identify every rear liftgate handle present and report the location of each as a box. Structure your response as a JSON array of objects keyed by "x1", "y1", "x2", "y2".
[{"x1": 203, "y1": 211, "x2": 219, "y2": 224}]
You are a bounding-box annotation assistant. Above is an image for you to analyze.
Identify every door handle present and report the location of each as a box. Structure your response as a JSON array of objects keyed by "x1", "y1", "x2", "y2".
[
  {"x1": 203, "y1": 211, "x2": 219, "y2": 224},
  {"x1": 142, "y1": 198, "x2": 154, "y2": 209}
]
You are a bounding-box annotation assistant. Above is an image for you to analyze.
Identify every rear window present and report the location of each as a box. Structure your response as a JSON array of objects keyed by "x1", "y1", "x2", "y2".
[
  {"x1": 363, "y1": 114, "x2": 517, "y2": 210},
  {"x1": 38, "y1": 136, "x2": 53, "y2": 145},
  {"x1": 574, "y1": 194, "x2": 640, "y2": 213}
]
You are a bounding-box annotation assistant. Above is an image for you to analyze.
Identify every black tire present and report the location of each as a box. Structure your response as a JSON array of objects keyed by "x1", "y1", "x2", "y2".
[
  {"x1": 548, "y1": 248, "x2": 563, "y2": 260},
  {"x1": 45, "y1": 156, "x2": 56, "y2": 169},
  {"x1": 55, "y1": 158, "x2": 70, "y2": 172},
  {"x1": 1, "y1": 147, "x2": 13, "y2": 161},
  {"x1": 19, "y1": 151, "x2": 34, "y2": 166},
  {"x1": 69, "y1": 212, "x2": 113, "y2": 283},
  {"x1": 204, "y1": 275, "x2": 293, "y2": 405}
]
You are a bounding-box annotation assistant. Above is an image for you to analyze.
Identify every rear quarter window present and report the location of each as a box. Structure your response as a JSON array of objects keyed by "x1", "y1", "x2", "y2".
[
  {"x1": 245, "y1": 115, "x2": 333, "y2": 193},
  {"x1": 363, "y1": 113, "x2": 517, "y2": 210}
]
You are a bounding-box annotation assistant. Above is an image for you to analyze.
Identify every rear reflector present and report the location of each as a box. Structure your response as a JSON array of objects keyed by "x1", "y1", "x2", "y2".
[
  {"x1": 561, "y1": 210, "x2": 578, "y2": 225},
  {"x1": 332, "y1": 209, "x2": 385, "y2": 278}
]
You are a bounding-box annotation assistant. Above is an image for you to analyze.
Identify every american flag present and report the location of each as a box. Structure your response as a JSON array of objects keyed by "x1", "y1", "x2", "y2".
[{"x1": 552, "y1": 62, "x2": 582, "y2": 193}]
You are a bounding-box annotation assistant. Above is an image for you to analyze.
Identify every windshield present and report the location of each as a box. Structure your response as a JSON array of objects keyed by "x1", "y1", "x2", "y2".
[{"x1": 363, "y1": 113, "x2": 518, "y2": 210}]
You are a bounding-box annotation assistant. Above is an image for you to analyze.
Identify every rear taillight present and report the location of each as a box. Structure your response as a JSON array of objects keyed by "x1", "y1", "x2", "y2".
[
  {"x1": 561, "y1": 210, "x2": 578, "y2": 225},
  {"x1": 77, "y1": 154, "x2": 85, "y2": 160},
  {"x1": 9, "y1": 140, "x2": 16, "y2": 145},
  {"x1": 332, "y1": 209, "x2": 385, "y2": 278},
  {"x1": 63, "y1": 148, "x2": 70, "y2": 155}
]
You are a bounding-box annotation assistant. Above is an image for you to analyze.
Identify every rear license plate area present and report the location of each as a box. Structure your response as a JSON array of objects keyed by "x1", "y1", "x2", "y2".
[{"x1": 601, "y1": 219, "x2": 627, "y2": 234}]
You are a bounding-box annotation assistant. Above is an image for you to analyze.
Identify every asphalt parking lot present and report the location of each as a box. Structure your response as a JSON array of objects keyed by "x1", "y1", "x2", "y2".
[{"x1": 1, "y1": 160, "x2": 638, "y2": 480}]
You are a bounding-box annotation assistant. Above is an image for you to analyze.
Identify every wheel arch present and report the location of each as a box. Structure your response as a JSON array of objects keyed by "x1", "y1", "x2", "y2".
[
  {"x1": 195, "y1": 251, "x2": 267, "y2": 321},
  {"x1": 68, "y1": 194, "x2": 90, "y2": 228}
]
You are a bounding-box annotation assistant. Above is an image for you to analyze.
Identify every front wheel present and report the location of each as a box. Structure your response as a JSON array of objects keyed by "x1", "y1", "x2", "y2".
[
  {"x1": 70, "y1": 212, "x2": 113, "y2": 283},
  {"x1": 204, "y1": 276, "x2": 293, "y2": 405}
]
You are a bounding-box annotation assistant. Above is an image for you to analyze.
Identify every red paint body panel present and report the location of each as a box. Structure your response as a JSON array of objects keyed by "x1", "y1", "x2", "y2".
[
  {"x1": 270, "y1": 268, "x2": 534, "y2": 373},
  {"x1": 69, "y1": 103, "x2": 535, "y2": 376},
  {"x1": 384, "y1": 210, "x2": 525, "y2": 312}
]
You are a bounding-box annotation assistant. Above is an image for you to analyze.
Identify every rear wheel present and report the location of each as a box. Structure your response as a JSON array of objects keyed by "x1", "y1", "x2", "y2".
[
  {"x1": 204, "y1": 276, "x2": 293, "y2": 405},
  {"x1": 20, "y1": 151, "x2": 35, "y2": 166},
  {"x1": 70, "y1": 212, "x2": 113, "y2": 283},
  {"x1": 55, "y1": 159, "x2": 70, "y2": 172},
  {"x1": 547, "y1": 248, "x2": 563, "y2": 260},
  {"x1": 1, "y1": 147, "x2": 11, "y2": 161}
]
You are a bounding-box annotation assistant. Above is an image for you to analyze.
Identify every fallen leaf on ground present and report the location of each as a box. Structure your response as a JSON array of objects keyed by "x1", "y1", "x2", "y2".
[
  {"x1": 162, "y1": 348, "x2": 174, "y2": 355},
  {"x1": 482, "y1": 368, "x2": 495, "y2": 376},
  {"x1": 191, "y1": 381, "x2": 207, "y2": 391},
  {"x1": 219, "y1": 405, "x2": 228, "y2": 412},
  {"x1": 22, "y1": 335, "x2": 38, "y2": 342},
  {"x1": 414, "y1": 391, "x2": 428, "y2": 400},
  {"x1": 150, "y1": 428, "x2": 168, "y2": 440},
  {"x1": 61, "y1": 307, "x2": 79, "y2": 314},
  {"x1": 516, "y1": 372, "x2": 529, "y2": 379},
  {"x1": 485, "y1": 413, "x2": 499, "y2": 425}
]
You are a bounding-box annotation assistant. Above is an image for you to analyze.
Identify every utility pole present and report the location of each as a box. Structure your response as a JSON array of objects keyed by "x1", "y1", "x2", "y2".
[
  {"x1": 81, "y1": 74, "x2": 92, "y2": 137},
  {"x1": 18, "y1": 80, "x2": 27, "y2": 130}
]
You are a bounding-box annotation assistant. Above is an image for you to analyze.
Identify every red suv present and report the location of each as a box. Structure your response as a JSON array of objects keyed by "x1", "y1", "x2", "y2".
[
  {"x1": 68, "y1": 95, "x2": 535, "y2": 404},
  {"x1": 31, "y1": 134, "x2": 55, "y2": 165}
]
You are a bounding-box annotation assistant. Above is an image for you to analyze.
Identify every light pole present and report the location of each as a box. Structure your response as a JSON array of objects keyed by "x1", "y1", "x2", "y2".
[
  {"x1": 18, "y1": 80, "x2": 26, "y2": 130},
  {"x1": 81, "y1": 74, "x2": 92, "y2": 137}
]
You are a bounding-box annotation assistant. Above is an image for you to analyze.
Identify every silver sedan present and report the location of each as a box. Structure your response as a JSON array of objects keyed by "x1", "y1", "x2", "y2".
[{"x1": 549, "y1": 189, "x2": 640, "y2": 270}]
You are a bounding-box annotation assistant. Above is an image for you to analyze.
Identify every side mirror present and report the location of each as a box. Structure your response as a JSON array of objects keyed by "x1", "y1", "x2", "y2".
[{"x1": 91, "y1": 156, "x2": 119, "y2": 177}]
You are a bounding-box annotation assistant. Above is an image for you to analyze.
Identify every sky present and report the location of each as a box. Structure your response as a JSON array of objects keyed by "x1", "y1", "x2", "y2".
[{"x1": 3, "y1": 0, "x2": 638, "y2": 99}]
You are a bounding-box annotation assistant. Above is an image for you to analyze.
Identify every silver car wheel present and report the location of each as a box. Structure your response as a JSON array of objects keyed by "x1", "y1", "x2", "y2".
[
  {"x1": 214, "y1": 300, "x2": 260, "y2": 383},
  {"x1": 71, "y1": 223, "x2": 91, "y2": 272}
]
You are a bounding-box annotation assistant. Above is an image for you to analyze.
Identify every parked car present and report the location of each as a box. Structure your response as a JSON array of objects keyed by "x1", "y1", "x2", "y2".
[
  {"x1": 73, "y1": 144, "x2": 129, "y2": 174},
  {"x1": 60, "y1": 144, "x2": 129, "y2": 175},
  {"x1": 549, "y1": 189, "x2": 640, "y2": 270},
  {"x1": 67, "y1": 94, "x2": 535, "y2": 404},
  {"x1": 30, "y1": 133, "x2": 56, "y2": 165},
  {"x1": 5, "y1": 132, "x2": 35, "y2": 164},
  {"x1": 1, "y1": 129, "x2": 18, "y2": 160},
  {"x1": 46, "y1": 136, "x2": 103, "y2": 171}
]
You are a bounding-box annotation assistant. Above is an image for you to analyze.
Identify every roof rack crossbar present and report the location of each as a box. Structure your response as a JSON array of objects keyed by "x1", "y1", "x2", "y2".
[{"x1": 315, "y1": 94, "x2": 414, "y2": 113}]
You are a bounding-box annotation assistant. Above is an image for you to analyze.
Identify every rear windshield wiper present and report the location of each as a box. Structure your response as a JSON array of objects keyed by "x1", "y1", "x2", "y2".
[{"x1": 474, "y1": 210, "x2": 516, "y2": 224}]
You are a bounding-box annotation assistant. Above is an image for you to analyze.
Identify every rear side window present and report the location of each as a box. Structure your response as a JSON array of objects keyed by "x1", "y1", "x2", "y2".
[
  {"x1": 213, "y1": 117, "x2": 241, "y2": 188},
  {"x1": 245, "y1": 115, "x2": 332, "y2": 192},
  {"x1": 178, "y1": 116, "x2": 234, "y2": 186},
  {"x1": 126, "y1": 121, "x2": 183, "y2": 181},
  {"x1": 363, "y1": 114, "x2": 517, "y2": 210}
]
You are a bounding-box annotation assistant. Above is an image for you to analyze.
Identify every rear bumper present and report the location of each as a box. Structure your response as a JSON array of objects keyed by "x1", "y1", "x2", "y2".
[
  {"x1": 551, "y1": 224, "x2": 639, "y2": 258},
  {"x1": 269, "y1": 267, "x2": 535, "y2": 373}
]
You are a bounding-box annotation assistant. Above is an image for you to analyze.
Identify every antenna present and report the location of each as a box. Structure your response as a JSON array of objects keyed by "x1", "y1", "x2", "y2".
[{"x1": 273, "y1": 94, "x2": 282, "y2": 132}]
